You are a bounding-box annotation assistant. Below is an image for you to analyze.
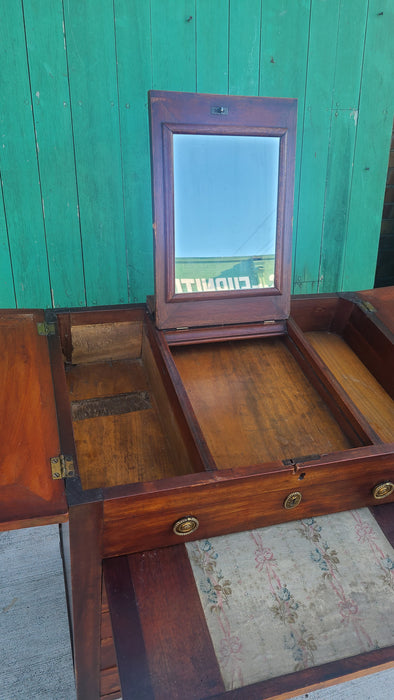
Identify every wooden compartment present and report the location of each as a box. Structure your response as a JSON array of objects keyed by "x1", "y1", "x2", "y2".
[{"x1": 57, "y1": 309, "x2": 205, "y2": 491}]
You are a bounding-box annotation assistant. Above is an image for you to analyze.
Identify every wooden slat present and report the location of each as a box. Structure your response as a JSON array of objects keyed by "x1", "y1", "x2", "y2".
[
  {"x1": 0, "y1": 3, "x2": 51, "y2": 307},
  {"x1": 318, "y1": 110, "x2": 358, "y2": 293},
  {"x1": 70, "y1": 320, "x2": 143, "y2": 364},
  {"x1": 104, "y1": 556, "x2": 154, "y2": 699},
  {"x1": 114, "y1": 0, "x2": 154, "y2": 303},
  {"x1": 63, "y1": 0, "x2": 128, "y2": 306},
  {"x1": 342, "y1": 0, "x2": 394, "y2": 291},
  {"x1": 0, "y1": 192, "x2": 15, "y2": 307},
  {"x1": 196, "y1": 0, "x2": 229, "y2": 94},
  {"x1": 126, "y1": 546, "x2": 225, "y2": 699},
  {"x1": 293, "y1": 0, "x2": 341, "y2": 294},
  {"x1": 229, "y1": 0, "x2": 261, "y2": 96},
  {"x1": 259, "y1": 0, "x2": 311, "y2": 264},
  {"x1": 22, "y1": 0, "x2": 86, "y2": 308},
  {"x1": 151, "y1": 0, "x2": 196, "y2": 92}
]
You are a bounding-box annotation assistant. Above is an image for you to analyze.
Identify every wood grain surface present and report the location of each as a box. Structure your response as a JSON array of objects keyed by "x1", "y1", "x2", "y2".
[{"x1": 172, "y1": 337, "x2": 352, "y2": 468}]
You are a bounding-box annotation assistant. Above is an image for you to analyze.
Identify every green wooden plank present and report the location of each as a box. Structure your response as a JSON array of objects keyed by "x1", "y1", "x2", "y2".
[
  {"x1": 0, "y1": 192, "x2": 15, "y2": 307},
  {"x1": 259, "y1": 0, "x2": 311, "y2": 278},
  {"x1": 333, "y1": 0, "x2": 369, "y2": 110},
  {"x1": 342, "y1": 0, "x2": 394, "y2": 291},
  {"x1": 229, "y1": 0, "x2": 262, "y2": 96},
  {"x1": 63, "y1": 0, "x2": 128, "y2": 306},
  {"x1": 0, "y1": 2, "x2": 51, "y2": 307},
  {"x1": 23, "y1": 0, "x2": 85, "y2": 308},
  {"x1": 293, "y1": 0, "x2": 341, "y2": 295},
  {"x1": 151, "y1": 0, "x2": 196, "y2": 91},
  {"x1": 114, "y1": 0, "x2": 153, "y2": 303},
  {"x1": 196, "y1": 0, "x2": 229, "y2": 94},
  {"x1": 318, "y1": 110, "x2": 358, "y2": 292}
]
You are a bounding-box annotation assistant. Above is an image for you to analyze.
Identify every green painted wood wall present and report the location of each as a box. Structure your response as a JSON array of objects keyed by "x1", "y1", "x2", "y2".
[{"x1": 1, "y1": 0, "x2": 393, "y2": 309}]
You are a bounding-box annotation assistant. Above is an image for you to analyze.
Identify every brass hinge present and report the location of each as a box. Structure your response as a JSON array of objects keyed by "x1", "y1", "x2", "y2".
[
  {"x1": 263, "y1": 320, "x2": 276, "y2": 325},
  {"x1": 37, "y1": 321, "x2": 56, "y2": 336},
  {"x1": 357, "y1": 300, "x2": 376, "y2": 314},
  {"x1": 51, "y1": 455, "x2": 75, "y2": 480}
]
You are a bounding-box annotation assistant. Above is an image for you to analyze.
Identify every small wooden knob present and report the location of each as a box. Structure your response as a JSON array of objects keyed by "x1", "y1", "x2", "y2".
[
  {"x1": 283, "y1": 491, "x2": 302, "y2": 509},
  {"x1": 173, "y1": 516, "x2": 199, "y2": 536},
  {"x1": 372, "y1": 481, "x2": 394, "y2": 500}
]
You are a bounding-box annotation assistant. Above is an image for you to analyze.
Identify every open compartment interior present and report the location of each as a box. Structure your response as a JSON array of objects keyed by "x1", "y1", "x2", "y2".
[
  {"x1": 291, "y1": 296, "x2": 394, "y2": 444},
  {"x1": 61, "y1": 314, "x2": 203, "y2": 490},
  {"x1": 171, "y1": 335, "x2": 356, "y2": 470}
]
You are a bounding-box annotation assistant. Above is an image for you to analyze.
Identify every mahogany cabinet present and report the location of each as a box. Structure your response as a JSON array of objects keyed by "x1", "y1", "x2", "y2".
[{"x1": 0, "y1": 92, "x2": 393, "y2": 698}]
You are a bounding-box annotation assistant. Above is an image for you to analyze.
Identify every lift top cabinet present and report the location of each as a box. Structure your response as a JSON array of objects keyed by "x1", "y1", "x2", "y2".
[{"x1": 1, "y1": 92, "x2": 393, "y2": 546}]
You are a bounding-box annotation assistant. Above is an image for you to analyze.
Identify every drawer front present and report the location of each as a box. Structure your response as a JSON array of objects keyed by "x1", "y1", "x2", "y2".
[{"x1": 102, "y1": 449, "x2": 394, "y2": 557}]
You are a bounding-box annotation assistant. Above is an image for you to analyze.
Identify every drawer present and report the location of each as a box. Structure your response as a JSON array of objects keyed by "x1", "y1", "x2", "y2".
[
  {"x1": 102, "y1": 445, "x2": 394, "y2": 557},
  {"x1": 103, "y1": 503, "x2": 394, "y2": 699}
]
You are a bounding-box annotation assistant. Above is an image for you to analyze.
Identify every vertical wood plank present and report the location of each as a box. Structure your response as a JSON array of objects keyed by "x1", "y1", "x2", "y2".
[
  {"x1": 229, "y1": 0, "x2": 262, "y2": 96},
  {"x1": 0, "y1": 2, "x2": 51, "y2": 307},
  {"x1": 259, "y1": 0, "x2": 311, "y2": 274},
  {"x1": 342, "y1": 0, "x2": 394, "y2": 291},
  {"x1": 23, "y1": 0, "x2": 86, "y2": 308},
  {"x1": 293, "y1": 0, "x2": 341, "y2": 295},
  {"x1": 318, "y1": 0, "x2": 369, "y2": 293},
  {"x1": 196, "y1": 0, "x2": 229, "y2": 95},
  {"x1": 114, "y1": 0, "x2": 153, "y2": 303},
  {"x1": 151, "y1": 0, "x2": 196, "y2": 92},
  {"x1": 318, "y1": 110, "x2": 358, "y2": 292},
  {"x1": 63, "y1": 0, "x2": 128, "y2": 307},
  {"x1": 0, "y1": 194, "x2": 15, "y2": 307}
]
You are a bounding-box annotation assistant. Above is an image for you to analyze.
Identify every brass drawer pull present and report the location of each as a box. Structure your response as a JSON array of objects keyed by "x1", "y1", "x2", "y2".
[
  {"x1": 283, "y1": 491, "x2": 302, "y2": 509},
  {"x1": 173, "y1": 516, "x2": 199, "y2": 536},
  {"x1": 372, "y1": 481, "x2": 394, "y2": 500}
]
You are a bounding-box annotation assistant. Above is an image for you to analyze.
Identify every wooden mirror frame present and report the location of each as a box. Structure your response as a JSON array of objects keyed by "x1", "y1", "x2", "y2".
[{"x1": 149, "y1": 91, "x2": 297, "y2": 331}]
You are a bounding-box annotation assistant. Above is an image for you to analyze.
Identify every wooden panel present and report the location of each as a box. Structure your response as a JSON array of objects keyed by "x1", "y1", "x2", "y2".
[
  {"x1": 102, "y1": 445, "x2": 394, "y2": 557},
  {"x1": 196, "y1": 0, "x2": 229, "y2": 94},
  {"x1": 23, "y1": 0, "x2": 86, "y2": 308},
  {"x1": 259, "y1": 0, "x2": 310, "y2": 262},
  {"x1": 114, "y1": 0, "x2": 154, "y2": 303},
  {"x1": 0, "y1": 311, "x2": 67, "y2": 529},
  {"x1": 306, "y1": 332, "x2": 394, "y2": 443},
  {"x1": 70, "y1": 320, "x2": 143, "y2": 364},
  {"x1": 151, "y1": 0, "x2": 196, "y2": 91},
  {"x1": 0, "y1": 195, "x2": 15, "y2": 307},
  {"x1": 318, "y1": 111, "x2": 358, "y2": 292},
  {"x1": 172, "y1": 338, "x2": 352, "y2": 468},
  {"x1": 293, "y1": 0, "x2": 341, "y2": 294},
  {"x1": 229, "y1": 0, "x2": 261, "y2": 96},
  {"x1": 63, "y1": 0, "x2": 128, "y2": 306},
  {"x1": 343, "y1": 0, "x2": 394, "y2": 291},
  {"x1": 0, "y1": 3, "x2": 51, "y2": 307}
]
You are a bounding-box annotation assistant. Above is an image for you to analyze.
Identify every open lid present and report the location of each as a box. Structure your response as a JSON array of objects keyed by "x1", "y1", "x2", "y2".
[
  {"x1": 149, "y1": 91, "x2": 297, "y2": 331},
  {"x1": 0, "y1": 310, "x2": 67, "y2": 530}
]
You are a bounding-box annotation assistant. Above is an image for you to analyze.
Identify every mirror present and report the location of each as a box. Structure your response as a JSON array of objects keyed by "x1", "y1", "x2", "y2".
[{"x1": 173, "y1": 134, "x2": 280, "y2": 295}]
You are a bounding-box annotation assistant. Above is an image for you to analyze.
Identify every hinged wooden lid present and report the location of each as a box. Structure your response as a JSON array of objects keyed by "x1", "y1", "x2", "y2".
[
  {"x1": 149, "y1": 91, "x2": 297, "y2": 332},
  {"x1": 0, "y1": 310, "x2": 68, "y2": 530}
]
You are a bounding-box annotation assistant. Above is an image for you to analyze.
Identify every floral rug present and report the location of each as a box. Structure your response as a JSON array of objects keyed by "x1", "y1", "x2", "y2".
[{"x1": 186, "y1": 508, "x2": 394, "y2": 691}]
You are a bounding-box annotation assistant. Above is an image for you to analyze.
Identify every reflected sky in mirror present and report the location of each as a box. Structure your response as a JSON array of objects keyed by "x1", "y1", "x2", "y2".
[{"x1": 173, "y1": 134, "x2": 280, "y2": 294}]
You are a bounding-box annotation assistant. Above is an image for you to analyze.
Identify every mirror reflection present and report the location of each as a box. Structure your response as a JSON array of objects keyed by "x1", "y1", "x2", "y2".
[{"x1": 173, "y1": 133, "x2": 280, "y2": 295}]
